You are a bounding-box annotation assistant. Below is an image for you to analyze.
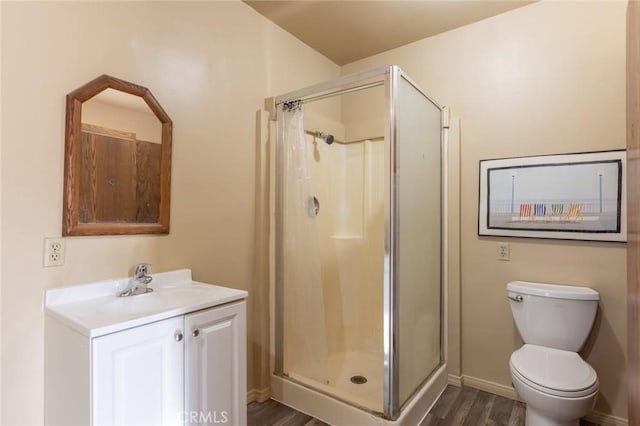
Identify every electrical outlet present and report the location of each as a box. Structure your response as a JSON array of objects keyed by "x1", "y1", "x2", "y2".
[
  {"x1": 497, "y1": 242, "x2": 510, "y2": 261},
  {"x1": 44, "y1": 238, "x2": 65, "y2": 267}
]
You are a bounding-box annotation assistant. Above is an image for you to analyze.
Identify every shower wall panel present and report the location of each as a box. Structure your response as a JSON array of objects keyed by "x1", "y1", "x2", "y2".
[
  {"x1": 311, "y1": 133, "x2": 384, "y2": 357},
  {"x1": 342, "y1": 85, "x2": 386, "y2": 142}
]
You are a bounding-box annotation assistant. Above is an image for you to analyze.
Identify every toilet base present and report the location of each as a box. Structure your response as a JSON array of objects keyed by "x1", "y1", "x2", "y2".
[{"x1": 525, "y1": 406, "x2": 579, "y2": 426}]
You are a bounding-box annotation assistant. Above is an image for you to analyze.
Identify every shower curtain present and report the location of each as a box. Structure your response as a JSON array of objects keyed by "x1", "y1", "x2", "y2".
[{"x1": 280, "y1": 103, "x2": 329, "y2": 384}]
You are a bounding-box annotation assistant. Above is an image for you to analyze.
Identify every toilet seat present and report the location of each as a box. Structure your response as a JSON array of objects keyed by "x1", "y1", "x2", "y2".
[{"x1": 510, "y1": 344, "x2": 598, "y2": 398}]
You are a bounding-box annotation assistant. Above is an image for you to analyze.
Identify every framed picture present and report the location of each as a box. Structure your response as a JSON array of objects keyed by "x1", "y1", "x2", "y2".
[{"x1": 478, "y1": 150, "x2": 626, "y2": 242}]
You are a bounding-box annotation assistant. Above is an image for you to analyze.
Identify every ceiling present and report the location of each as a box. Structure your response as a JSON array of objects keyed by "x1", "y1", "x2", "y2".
[{"x1": 244, "y1": 1, "x2": 536, "y2": 65}]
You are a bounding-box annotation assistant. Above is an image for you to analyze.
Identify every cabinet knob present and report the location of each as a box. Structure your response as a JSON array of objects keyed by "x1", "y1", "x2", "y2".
[
  {"x1": 192, "y1": 329, "x2": 200, "y2": 337},
  {"x1": 175, "y1": 331, "x2": 183, "y2": 342}
]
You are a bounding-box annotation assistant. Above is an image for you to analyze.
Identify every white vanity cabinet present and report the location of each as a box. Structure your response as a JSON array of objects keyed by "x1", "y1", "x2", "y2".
[
  {"x1": 92, "y1": 316, "x2": 185, "y2": 426},
  {"x1": 185, "y1": 302, "x2": 247, "y2": 425},
  {"x1": 45, "y1": 269, "x2": 247, "y2": 426}
]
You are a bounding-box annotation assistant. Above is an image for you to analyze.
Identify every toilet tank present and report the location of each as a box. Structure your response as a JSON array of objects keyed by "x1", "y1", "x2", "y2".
[{"x1": 507, "y1": 281, "x2": 599, "y2": 351}]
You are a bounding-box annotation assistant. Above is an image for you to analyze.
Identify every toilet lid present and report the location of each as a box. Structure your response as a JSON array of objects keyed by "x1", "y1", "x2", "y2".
[{"x1": 510, "y1": 344, "x2": 598, "y2": 395}]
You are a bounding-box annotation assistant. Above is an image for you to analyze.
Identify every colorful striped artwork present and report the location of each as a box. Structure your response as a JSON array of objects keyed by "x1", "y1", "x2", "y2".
[
  {"x1": 568, "y1": 203, "x2": 583, "y2": 219},
  {"x1": 519, "y1": 203, "x2": 532, "y2": 217},
  {"x1": 480, "y1": 150, "x2": 625, "y2": 241},
  {"x1": 516, "y1": 202, "x2": 584, "y2": 221},
  {"x1": 551, "y1": 203, "x2": 564, "y2": 216}
]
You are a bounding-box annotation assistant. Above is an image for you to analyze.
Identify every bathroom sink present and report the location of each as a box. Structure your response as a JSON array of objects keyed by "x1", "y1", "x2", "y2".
[
  {"x1": 97, "y1": 291, "x2": 162, "y2": 315},
  {"x1": 44, "y1": 269, "x2": 248, "y2": 337},
  {"x1": 97, "y1": 286, "x2": 215, "y2": 315}
]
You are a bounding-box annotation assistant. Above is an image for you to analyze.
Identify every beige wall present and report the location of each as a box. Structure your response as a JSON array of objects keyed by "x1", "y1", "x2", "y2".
[
  {"x1": 0, "y1": 1, "x2": 3, "y2": 421},
  {"x1": 343, "y1": 0, "x2": 627, "y2": 419},
  {"x1": 627, "y1": 0, "x2": 640, "y2": 422},
  {"x1": 0, "y1": 2, "x2": 338, "y2": 424},
  {"x1": 1, "y1": 0, "x2": 630, "y2": 423}
]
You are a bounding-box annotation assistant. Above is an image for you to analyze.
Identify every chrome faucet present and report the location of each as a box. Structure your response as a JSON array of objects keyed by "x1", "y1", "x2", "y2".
[{"x1": 118, "y1": 263, "x2": 153, "y2": 297}]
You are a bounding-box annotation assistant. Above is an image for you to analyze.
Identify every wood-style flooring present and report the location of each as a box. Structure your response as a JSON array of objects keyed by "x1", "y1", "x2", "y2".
[
  {"x1": 247, "y1": 398, "x2": 329, "y2": 426},
  {"x1": 422, "y1": 385, "x2": 525, "y2": 425},
  {"x1": 247, "y1": 385, "x2": 601, "y2": 426}
]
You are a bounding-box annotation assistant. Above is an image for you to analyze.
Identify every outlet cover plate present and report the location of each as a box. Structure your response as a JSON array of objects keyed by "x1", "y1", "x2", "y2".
[
  {"x1": 44, "y1": 238, "x2": 65, "y2": 267},
  {"x1": 497, "y1": 242, "x2": 510, "y2": 261}
]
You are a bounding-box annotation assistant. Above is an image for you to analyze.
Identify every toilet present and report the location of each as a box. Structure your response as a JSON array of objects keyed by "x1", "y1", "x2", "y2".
[{"x1": 507, "y1": 281, "x2": 600, "y2": 426}]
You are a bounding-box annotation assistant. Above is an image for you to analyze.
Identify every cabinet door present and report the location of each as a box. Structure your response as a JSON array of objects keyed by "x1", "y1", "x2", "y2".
[
  {"x1": 92, "y1": 316, "x2": 185, "y2": 426},
  {"x1": 185, "y1": 301, "x2": 246, "y2": 426}
]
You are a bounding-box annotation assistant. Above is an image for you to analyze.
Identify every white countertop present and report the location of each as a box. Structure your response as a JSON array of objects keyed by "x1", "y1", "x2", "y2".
[{"x1": 44, "y1": 269, "x2": 248, "y2": 338}]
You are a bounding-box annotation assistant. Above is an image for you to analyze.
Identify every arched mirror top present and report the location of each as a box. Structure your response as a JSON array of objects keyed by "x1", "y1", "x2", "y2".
[{"x1": 63, "y1": 75, "x2": 172, "y2": 236}]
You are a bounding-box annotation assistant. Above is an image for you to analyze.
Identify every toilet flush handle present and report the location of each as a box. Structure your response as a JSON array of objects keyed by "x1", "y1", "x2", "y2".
[{"x1": 508, "y1": 294, "x2": 524, "y2": 303}]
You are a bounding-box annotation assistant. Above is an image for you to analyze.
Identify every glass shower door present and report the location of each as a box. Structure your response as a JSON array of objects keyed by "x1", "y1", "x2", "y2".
[{"x1": 388, "y1": 69, "x2": 443, "y2": 415}]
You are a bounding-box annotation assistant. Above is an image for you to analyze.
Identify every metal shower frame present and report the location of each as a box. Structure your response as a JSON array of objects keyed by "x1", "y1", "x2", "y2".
[{"x1": 273, "y1": 65, "x2": 444, "y2": 420}]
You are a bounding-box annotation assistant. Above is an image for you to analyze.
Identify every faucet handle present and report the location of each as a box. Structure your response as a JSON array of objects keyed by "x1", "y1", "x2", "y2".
[{"x1": 134, "y1": 263, "x2": 151, "y2": 278}]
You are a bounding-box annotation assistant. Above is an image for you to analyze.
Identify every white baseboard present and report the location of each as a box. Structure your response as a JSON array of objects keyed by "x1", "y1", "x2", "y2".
[
  {"x1": 462, "y1": 374, "x2": 521, "y2": 401},
  {"x1": 247, "y1": 387, "x2": 271, "y2": 404},
  {"x1": 461, "y1": 375, "x2": 627, "y2": 426},
  {"x1": 584, "y1": 411, "x2": 628, "y2": 426},
  {"x1": 447, "y1": 374, "x2": 463, "y2": 387}
]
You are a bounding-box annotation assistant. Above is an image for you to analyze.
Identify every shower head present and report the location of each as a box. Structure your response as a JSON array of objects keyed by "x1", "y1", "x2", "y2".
[{"x1": 317, "y1": 131, "x2": 335, "y2": 145}]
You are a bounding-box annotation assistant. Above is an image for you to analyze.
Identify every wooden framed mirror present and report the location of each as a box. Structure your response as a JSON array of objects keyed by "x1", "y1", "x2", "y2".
[{"x1": 62, "y1": 75, "x2": 172, "y2": 236}]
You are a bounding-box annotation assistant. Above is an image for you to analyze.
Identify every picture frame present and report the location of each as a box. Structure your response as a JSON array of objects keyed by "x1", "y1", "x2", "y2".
[{"x1": 478, "y1": 150, "x2": 626, "y2": 242}]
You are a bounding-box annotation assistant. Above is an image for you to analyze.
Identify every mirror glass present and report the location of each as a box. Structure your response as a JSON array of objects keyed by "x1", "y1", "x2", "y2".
[
  {"x1": 80, "y1": 89, "x2": 162, "y2": 223},
  {"x1": 63, "y1": 75, "x2": 172, "y2": 236}
]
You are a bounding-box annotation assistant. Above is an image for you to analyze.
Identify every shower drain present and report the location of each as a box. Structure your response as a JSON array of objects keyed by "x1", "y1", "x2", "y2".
[{"x1": 350, "y1": 375, "x2": 368, "y2": 385}]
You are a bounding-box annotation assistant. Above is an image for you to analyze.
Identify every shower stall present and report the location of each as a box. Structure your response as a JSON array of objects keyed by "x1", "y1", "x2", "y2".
[{"x1": 271, "y1": 65, "x2": 447, "y2": 423}]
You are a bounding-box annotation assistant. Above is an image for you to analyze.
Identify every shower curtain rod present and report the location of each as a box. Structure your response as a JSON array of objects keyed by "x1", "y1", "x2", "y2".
[
  {"x1": 275, "y1": 65, "x2": 390, "y2": 106},
  {"x1": 283, "y1": 81, "x2": 384, "y2": 108},
  {"x1": 304, "y1": 130, "x2": 383, "y2": 145}
]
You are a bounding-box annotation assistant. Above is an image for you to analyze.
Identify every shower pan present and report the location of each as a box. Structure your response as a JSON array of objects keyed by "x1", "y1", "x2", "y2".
[{"x1": 271, "y1": 65, "x2": 447, "y2": 424}]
